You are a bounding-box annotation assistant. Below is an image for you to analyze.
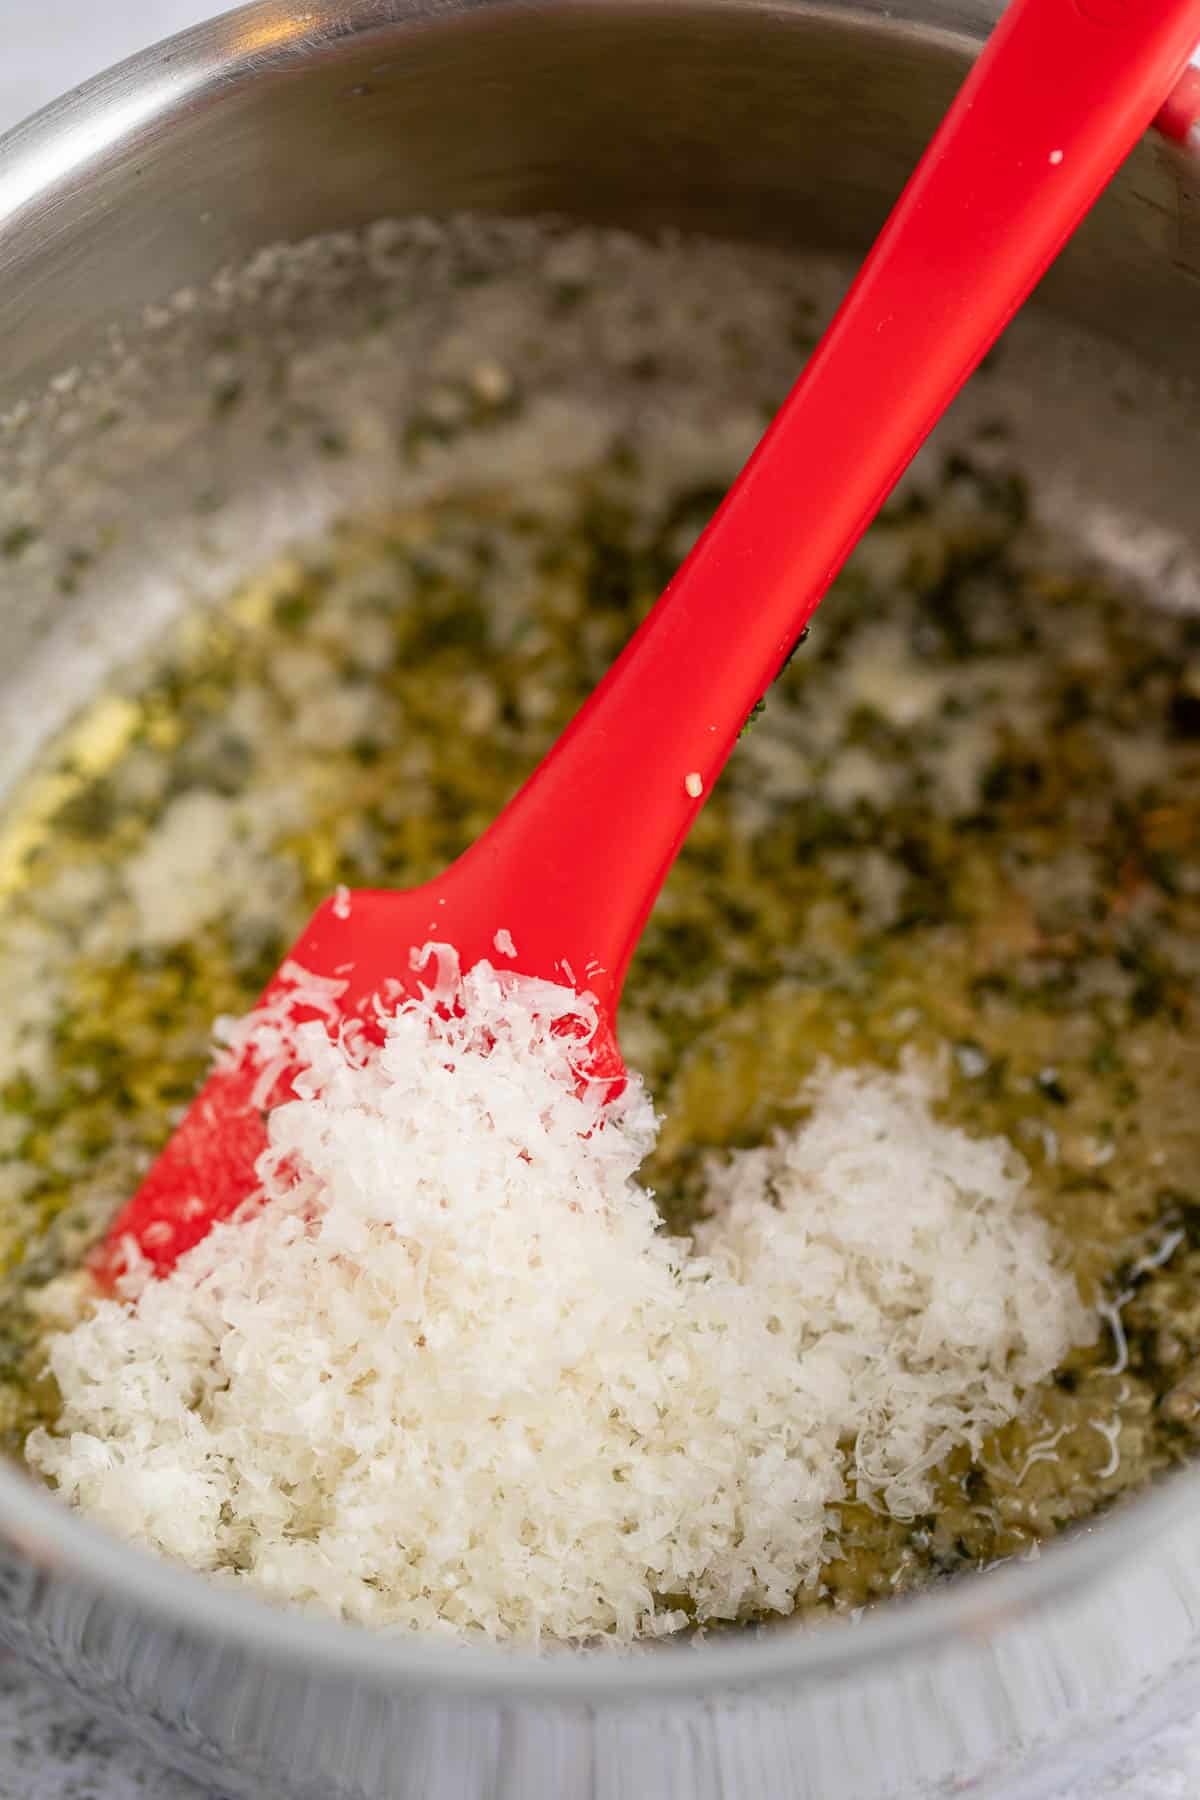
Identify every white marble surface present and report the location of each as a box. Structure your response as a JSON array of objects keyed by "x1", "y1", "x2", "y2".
[{"x1": 3, "y1": 6, "x2": 1200, "y2": 1797}]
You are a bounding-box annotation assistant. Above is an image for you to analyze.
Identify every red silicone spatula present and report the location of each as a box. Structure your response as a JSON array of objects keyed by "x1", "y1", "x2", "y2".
[{"x1": 96, "y1": 0, "x2": 1200, "y2": 1283}]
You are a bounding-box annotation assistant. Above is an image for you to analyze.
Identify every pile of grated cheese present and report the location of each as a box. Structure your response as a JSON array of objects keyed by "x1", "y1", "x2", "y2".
[{"x1": 27, "y1": 950, "x2": 1092, "y2": 1645}]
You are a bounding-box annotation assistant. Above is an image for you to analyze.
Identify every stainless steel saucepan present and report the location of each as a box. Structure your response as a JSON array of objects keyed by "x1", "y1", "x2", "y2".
[{"x1": 1, "y1": 5, "x2": 1199, "y2": 1795}]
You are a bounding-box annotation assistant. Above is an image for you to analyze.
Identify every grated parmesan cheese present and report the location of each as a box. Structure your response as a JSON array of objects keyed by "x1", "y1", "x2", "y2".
[{"x1": 28, "y1": 956, "x2": 1091, "y2": 1645}]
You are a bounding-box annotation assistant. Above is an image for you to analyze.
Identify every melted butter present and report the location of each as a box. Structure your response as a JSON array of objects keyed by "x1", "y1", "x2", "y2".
[{"x1": 1, "y1": 451, "x2": 1199, "y2": 1612}]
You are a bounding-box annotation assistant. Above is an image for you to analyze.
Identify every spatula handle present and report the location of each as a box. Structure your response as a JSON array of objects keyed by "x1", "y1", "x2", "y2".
[{"x1": 454, "y1": 0, "x2": 1200, "y2": 1011}]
